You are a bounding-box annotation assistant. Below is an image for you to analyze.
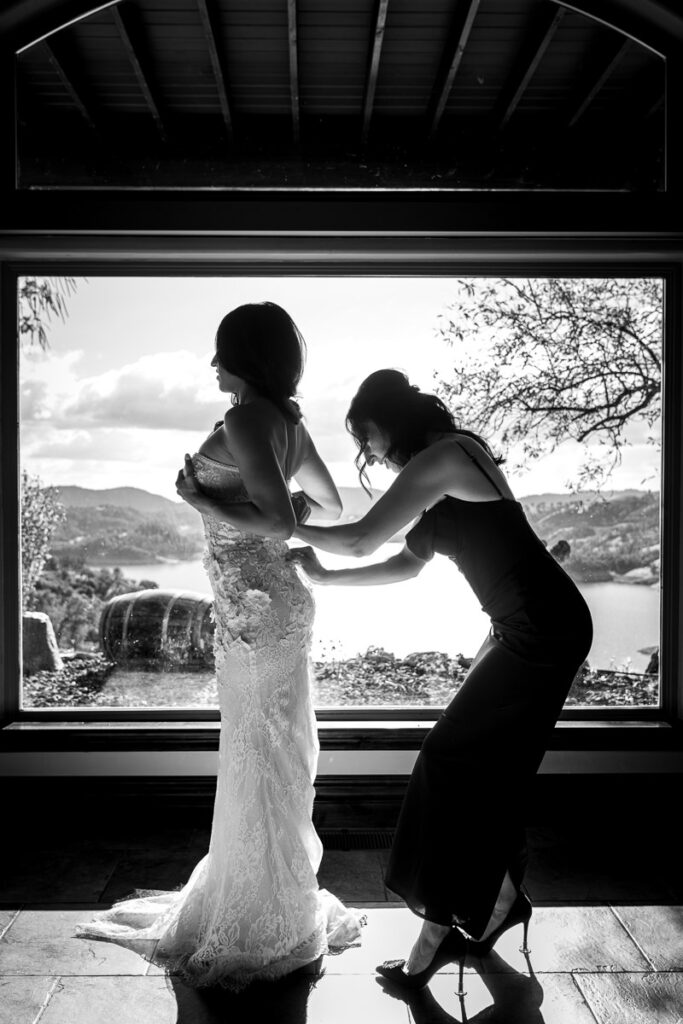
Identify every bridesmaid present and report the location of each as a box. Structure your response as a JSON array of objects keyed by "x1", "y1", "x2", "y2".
[{"x1": 290, "y1": 369, "x2": 592, "y2": 991}]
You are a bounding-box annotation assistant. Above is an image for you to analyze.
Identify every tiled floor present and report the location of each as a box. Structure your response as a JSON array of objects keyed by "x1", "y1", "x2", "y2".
[{"x1": 1, "y1": 816, "x2": 682, "y2": 1023}]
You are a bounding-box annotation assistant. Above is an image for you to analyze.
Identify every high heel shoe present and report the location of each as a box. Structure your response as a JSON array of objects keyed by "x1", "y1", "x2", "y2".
[
  {"x1": 468, "y1": 889, "x2": 532, "y2": 957},
  {"x1": 376, "y1": 927, "x2": 469, "y2": 994}
]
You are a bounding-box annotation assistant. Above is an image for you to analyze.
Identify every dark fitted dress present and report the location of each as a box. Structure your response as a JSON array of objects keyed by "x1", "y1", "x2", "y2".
[{"x1": 384, "y1": 443, "x2": 593, "y2": 939}]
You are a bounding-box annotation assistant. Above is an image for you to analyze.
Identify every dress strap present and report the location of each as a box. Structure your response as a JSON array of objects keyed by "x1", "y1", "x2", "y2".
[{"x1": 454, "y1": 440, "x2": 505, "y2": 498}]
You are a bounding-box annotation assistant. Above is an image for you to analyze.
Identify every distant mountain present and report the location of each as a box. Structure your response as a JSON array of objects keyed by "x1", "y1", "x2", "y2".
[
  {"x1": 44, "y1": 483, "x2": 661, "y2": 581},
  {"x1": 518, "y1": 489, "x2": 646, "y2": 506},
  {"x1": 47, "y1": 485, "x2": 181, "y2": 515},
  {"x1": 46, "y1": 485, "x2": 204, "y2": 565},
  {"x1": 520, "y1": 490, "x2": 660, "y2": 583}
]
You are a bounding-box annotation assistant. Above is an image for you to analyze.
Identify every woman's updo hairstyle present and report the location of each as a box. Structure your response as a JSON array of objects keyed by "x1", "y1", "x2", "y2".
[
  {"x1": 215, "y1": 301, "x2": 306, "y2": 422},
  {"x1": 346, "y1": 368, "x2": 502, "y2": 491}
]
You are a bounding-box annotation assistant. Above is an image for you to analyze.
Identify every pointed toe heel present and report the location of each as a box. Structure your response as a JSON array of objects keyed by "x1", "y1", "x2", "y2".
[
  {"x1": 470, "y1": 890, "x2": 533, "y2": 957},
  {"x1": 376, "y1": 928, "x2": 468, "y2": 991}
]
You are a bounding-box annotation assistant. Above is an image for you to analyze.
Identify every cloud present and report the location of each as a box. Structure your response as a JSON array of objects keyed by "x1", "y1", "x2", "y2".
[{"x1": 22, "y1": 351, "x2": 223, "y2": 431}]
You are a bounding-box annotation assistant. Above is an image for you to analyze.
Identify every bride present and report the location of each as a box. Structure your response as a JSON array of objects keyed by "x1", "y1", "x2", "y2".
[{"x1": 76, "y1": 302, "x2": 365, "y2": 988}]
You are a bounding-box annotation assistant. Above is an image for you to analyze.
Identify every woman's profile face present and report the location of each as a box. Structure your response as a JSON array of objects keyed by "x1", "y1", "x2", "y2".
[
  {"x1": 211, "y1": 351, "x2": 243, "y2": 395},
  {"x1": 361, "y1": 421, "x2": 400, "y2": 473}
]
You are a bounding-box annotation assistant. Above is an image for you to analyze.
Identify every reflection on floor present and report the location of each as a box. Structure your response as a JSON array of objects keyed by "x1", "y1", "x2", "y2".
[{"x1": 1, "y1": 816, "x2": 682, "y2": 1023}]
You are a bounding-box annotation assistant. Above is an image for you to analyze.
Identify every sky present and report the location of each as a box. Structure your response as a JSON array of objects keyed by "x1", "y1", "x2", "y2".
[{"x1": 20, "y1": 276, "x2": 661, "y2": 501}]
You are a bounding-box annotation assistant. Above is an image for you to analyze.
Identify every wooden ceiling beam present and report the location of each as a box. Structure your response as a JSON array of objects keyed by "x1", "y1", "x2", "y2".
[
  {"x1": 361, "y1": 0, "x2": 389, "y2": 146},
  {"x1": 111, "y1": 2, "x2": 166, "y2": 142},
  {"x1": 427, "y1": 0, "x2": 481, "y2": 140},
  {"x1": 42, "y1": 37, "x2": 96, "y2": 130},
  {"x1": 287, "y1": 0, "x2": 300, "y2": 143},
  {"x1": 196, "y1": 0, "x2": 233, "y2": 143},
  {"x1": 568, "y1": 36, "x2": 631, "y2": 127},
  {"x1": 498, "y1": 4, "x2": 566, "y2": 129}
]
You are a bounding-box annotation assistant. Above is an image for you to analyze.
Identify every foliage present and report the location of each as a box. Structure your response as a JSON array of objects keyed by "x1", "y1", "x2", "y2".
[
  {"x1": 22, "y1": 647, "x2": 658, "y2": 709},
  {"x1": 20, "y1": 472, "x2": 66, "y2": 607},
  {"x1": 50, "y1": 503, "x2": 204, "y2": 564},
  {"x1": 18, "y1": 276, "x2": 77, "y2": 349},
  {"x1": 19, "y1": 277, "x2": 81, "y2": 603},
  {"x1": 29, "y1": 557, "x2": 157, "y2": 649},
  {"x1": 435, "y1": 278, "x2": 662, "y2": 488},
  {"x1": 22, "y1": 653, "x2": 116, "y2": 708}
]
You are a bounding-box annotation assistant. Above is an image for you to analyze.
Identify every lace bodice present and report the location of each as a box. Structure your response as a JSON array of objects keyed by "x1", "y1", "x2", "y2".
[{"x1": 192, "y1": 451, "x2": 314, "y2": 671}]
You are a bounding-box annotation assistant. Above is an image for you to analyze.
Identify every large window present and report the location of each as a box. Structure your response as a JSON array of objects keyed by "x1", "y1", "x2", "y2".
[{"x1": 18, "y1": 274, "x2": 663, "y2": 714}]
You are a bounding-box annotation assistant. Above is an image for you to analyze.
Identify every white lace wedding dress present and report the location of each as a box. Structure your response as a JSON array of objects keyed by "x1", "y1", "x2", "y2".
[{"x1": 76, "y1": 453, "x2": 365, "y2": 989}]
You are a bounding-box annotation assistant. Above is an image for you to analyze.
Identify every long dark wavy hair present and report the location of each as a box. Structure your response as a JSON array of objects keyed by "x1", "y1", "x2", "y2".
[
  {"x1": 346, "y1": 368, "x2": 503, "y2": 491},
  {"x1": 215, "y1": 301, "x2": 306, "y2": 422}
]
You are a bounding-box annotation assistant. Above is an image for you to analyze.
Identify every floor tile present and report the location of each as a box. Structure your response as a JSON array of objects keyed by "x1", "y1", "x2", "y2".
[
  {"x1": 526, "y1": 827, "x2": 678, "y2": 904},
  {"x1": 0, "y1": 976, "x2": 58, "y2": 1024},
  {"x1": 0, "y1": 911, "x2": 19, "y2": 939},
  {"x1": 3, "y1": 905, "x2": 105, "y2": 942},
  {"x1": 0, "y1": 851, "x2": 119, "y2": 903},
  {"x1": 38, "y1": 976, "x2": 177, "y2": 1024},
  {"x1": 0, "y1": 938, "x2": 154, "y2": 977},
  {"x1": 573, "y1": 971, "x2": 683, "y2": 1024},
  {"x1": 612, "y1": 905, "x2": 683, "y2": 970},
  {"x1": 307, "y1": 973, "x2": 411, "y2": 1023},
  {"x1": 0, "y1": 907, "x2": 155, "y2": 975},
  {"x1": 320, "y1": 906, "x2": 430, "y2": 976},
  {"x1": 31, "y1": 826, "x2": 199, "y2": 859},
  {"x1": 317, "y1": 850, "x2": 385, "y2": 901},
  {"x1": 98, "y1": 852, "x2": 198, "y2": 904},
  {"x1": 403, "y1": 970, "x2": 598, "y2": 1024},
  {"x1": 472, "y1": 906, "x2": 651, "y2": 974},
  {"x1": 1, "y1": 818, "x2": 681, "y2": 1023},
  {"x1": 174, "y1": 972, "x2": 412, "y2": 1024}
]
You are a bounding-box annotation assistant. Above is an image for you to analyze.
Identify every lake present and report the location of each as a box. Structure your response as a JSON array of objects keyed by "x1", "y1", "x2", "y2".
[{"x1": 105, "y1": 545, "x2": 661, "y2": 673}]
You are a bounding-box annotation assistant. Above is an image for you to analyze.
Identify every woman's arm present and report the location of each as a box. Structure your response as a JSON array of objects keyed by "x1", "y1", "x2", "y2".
[
  {"x1": 288, "y1": 544, "x2": 426, "y2": 585},
  {"x1": 294, "y1": 441, "x2": 456, "y2": 557},
  {"x1": 177, "y1": 457, "x2": 293, "y2": 538},
  {"x1": 176, "y1": 405, "x2": 296, "y2": 539},
  {"x1": 291, "y1": 434, "x2": 343, "y2": 521}
]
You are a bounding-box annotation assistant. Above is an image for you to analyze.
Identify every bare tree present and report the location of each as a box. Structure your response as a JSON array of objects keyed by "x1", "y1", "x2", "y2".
[{"x1": 435, "y1": 278, "x2": 662, "y2": 487}]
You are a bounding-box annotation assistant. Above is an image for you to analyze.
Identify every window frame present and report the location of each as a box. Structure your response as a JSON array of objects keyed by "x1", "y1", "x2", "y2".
[{"x1": 2, "y1": 243, "x2": 681, "y2": 738}]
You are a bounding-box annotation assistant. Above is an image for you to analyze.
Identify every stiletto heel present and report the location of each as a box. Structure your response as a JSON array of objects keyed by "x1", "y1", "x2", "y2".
[
  {"x1": 457, "y1": 953, "x2": 466, "y2": 998},
  {"x1": 469, "y1": 889, "x2": 532, "y2": 957},
  {"x1": 376, "y1": 927, "x2": 469, "y2": 989},
  {"x1": 520, "y1": 917, "x2": 530, "y2": 955}
]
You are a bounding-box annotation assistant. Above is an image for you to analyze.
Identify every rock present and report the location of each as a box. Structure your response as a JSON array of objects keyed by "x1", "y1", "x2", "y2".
[
  {"x1": 549, "y1": 539, "x2": 571, "y2": 563},
  {"x1": 22, "y1": 612, "x2": 64, "y2": 675}
]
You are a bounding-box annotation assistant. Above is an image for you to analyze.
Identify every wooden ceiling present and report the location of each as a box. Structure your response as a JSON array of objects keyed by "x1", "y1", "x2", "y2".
[{"x1": 15, "y1": 0, "x2": 665, "y2": 189}]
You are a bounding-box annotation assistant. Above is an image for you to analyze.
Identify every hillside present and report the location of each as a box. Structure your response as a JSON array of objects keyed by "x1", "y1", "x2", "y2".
[
  {"x1": 47, "y1": 485, "x2": 178, "y2": 513},
  {"x1": 43, "y1": 483, "x2": 661, "y2": 580},
  {"x1": 48, "y1": 487, "x2": 205, "y2": 565},
  {"x1": 520, "y1": 490, "x2": 660, "y2": 583}
]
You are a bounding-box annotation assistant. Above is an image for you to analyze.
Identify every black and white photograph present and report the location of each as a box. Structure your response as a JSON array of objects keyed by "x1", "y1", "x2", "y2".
[{"x1": 1, "y1": 2, "x2": 682, "y2": 1023}]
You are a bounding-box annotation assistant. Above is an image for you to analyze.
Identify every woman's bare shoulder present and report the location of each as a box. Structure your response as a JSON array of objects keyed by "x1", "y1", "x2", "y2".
[{"x1": 224, "y1": 399, "x2": 279, "y2": 433}]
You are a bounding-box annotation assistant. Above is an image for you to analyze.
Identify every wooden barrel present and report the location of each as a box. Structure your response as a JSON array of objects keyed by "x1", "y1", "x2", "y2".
[{"x1": 100, "y1": 589, "x2": 215, "y2": 669}]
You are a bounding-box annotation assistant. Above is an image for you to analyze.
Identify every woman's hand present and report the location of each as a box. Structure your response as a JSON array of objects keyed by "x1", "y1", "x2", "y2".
[
  {"x1": 175, "y1": 454, "x2": 204, "y2": 509},
  {"x1": 287, "y1": 545, "x2": 329, "y2": 583}
]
